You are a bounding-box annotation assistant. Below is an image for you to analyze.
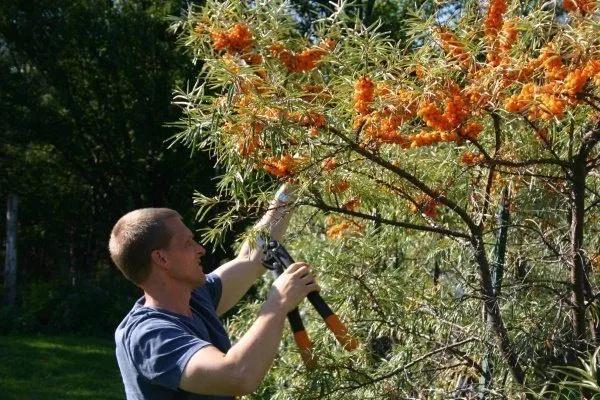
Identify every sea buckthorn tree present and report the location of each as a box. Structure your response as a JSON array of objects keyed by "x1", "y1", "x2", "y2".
[{"x1": 171, "y1": 0, "x2": 600, "y2": 397}]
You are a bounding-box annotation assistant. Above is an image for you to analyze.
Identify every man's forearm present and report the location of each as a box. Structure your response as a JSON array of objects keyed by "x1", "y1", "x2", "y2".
[
  {"x1": 179, "y1": 303, "x2": 287, "y2": 396},
  {"x1": 224, "y1": 302, "x2": 287, "y2": 393},
  {"x1": 213, "y1": 185, "x2": 296, "y2": 315}
]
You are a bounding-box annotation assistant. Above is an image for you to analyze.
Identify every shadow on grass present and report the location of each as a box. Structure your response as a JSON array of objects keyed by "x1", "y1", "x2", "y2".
[{"x1": 0, "y1": 335, "x2": 123, "y2": 400}]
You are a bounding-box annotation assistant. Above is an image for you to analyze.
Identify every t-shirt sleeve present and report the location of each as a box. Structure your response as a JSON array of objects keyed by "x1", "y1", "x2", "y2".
[
  {"x1": 200, "y1": 272, "x2": 223, "y2": 309},
  {"x1": 127, "y1": 318, "x2": 211, "y2": 391}
]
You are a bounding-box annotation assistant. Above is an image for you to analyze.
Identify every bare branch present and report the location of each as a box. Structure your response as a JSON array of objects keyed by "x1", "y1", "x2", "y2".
[{"x1": 301, "y1": 200, "x2": 472, "y2": 239}]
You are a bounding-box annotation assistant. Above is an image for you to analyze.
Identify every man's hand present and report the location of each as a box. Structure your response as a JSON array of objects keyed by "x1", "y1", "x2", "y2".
[
  {"x1": 180, "y1": 262, "x2": 319, "y2": 397},
  {"x1": 273, "y1": 183, "x2": 297, "y2": 205},
  {"x1": 267, "y1": 262, "x2": 320, "y2": 314},
  {"x1": 213, "y1": 183, "x2": 298, "y2": 316}
]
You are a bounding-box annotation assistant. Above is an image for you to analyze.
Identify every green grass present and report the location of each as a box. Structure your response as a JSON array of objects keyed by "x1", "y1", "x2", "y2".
[{"x1": 0, "y1": 334, "x2": 124, "y2": 400}]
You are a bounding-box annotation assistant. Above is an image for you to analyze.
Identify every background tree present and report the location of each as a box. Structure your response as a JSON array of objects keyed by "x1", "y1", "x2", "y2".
[
  {"x1": 173, "y1": 0, "x2": 599, "y2": 397},
  {"x1": 0, "y1": 0, "x2": 225, "y2": 334}
]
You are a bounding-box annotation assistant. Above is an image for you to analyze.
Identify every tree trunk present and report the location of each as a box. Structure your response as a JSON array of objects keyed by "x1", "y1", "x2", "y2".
[
  {"x1": 570, "y1": 157, "x2": 588, "y2": 351},
  {"x1": 472, "y1": 232, "x2": 525, "y2": 385},
  {"x1": 4, "y1": 195, "x2": 18, "y2": 307},
  {"x1": 480, "y1": 188, "x2": 511, "y2": 393},
  {"x1": 568, "y1": 120, "x2": 600, "y2": 352}
]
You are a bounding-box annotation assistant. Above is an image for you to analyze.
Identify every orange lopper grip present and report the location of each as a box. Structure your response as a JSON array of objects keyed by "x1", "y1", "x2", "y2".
[
  {"x1": 324, "y1": 314, "x2": 359, "y2": 351},
  {"x1": 293, "y1": 330, "x2": 317, "y2": 368}
]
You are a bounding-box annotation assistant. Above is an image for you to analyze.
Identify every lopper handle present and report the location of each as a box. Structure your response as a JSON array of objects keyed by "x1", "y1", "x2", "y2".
[
  {"x1": 287, "y1": 308, "x2": 317, "y2": 367},
  {"x1": 307, "y1": 292, "x2": 358, "y2": 351},
  {"x1": 266, "y1": 258, "x2": 317, "y2": 367},
  {"x1": 264, "y1": 241, "x2": 358, "y2": 353}
]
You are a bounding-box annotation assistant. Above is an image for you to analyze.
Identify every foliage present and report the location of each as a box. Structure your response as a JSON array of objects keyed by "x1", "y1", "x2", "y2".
[
  {"x1": 172, "y1": 0, "x2": 600, "y2": 397},
  {"x1": 0, "y1": 264, "x2": 140, "y2": 336},
  {"x1": 0, "y1": 0, "x2": 234, "y2": 326},
  {"x1": 534, "y1": 346, "x2": 600, "y2": 398}
]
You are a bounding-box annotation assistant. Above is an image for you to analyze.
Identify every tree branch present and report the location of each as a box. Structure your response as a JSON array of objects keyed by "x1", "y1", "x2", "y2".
[
  {"x1": 484, "y1": 157, "x2": 570, "y2": 169},
  {"x1": 522, "y1": 116, "x2": 564, "y2": 163},
  {"x1": 326, "y1": 125, "x2": 479, "y2": 233},
  {"x1": 301, "y1": 200, "x2": 472, "y2": 239},
  {"x1": 321, "y1": 338, "x2": 478, "y2": 396},
  {"x1": 479, "y1": 113, "x2": 501, "y2": 226}
]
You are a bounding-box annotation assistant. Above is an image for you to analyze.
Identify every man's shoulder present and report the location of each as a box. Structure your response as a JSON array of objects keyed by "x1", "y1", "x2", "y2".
[
  {"x1": 116, "y1": 303, "x2": 185, "y2": 345},
  {"x1": 191, "y1": 273, "x2": 222, "y2": 306}
]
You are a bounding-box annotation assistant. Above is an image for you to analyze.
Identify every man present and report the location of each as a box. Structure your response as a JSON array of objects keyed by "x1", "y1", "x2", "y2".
[{"x1": 109, "y1": 185, "x2": 318, "y2": 399}]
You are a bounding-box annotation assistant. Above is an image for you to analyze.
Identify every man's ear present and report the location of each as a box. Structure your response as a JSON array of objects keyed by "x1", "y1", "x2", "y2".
[{"x1": 151, "y1": 249, "x2": 169, "y2": 270}]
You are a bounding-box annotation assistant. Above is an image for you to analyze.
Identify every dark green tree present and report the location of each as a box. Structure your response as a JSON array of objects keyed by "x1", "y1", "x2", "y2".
[{"x1": 0, "y1": 0, "x2": 222, "y2": 333}]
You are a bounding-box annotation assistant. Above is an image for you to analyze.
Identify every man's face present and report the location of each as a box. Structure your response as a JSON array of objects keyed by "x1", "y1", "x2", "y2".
[{"x1": 162, "y1": 217, "x2": 207, "y2": 287}]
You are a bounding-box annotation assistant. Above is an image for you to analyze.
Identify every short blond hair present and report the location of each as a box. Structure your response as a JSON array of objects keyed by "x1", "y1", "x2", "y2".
[{"x1": 108, "y1": 208, "x2": 181, "y2": 285}]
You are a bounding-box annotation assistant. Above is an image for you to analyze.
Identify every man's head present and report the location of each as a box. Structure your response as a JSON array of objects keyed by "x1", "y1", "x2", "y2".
[{"x1": 109, "y1": 208, "x2": 183, "y2": 285}]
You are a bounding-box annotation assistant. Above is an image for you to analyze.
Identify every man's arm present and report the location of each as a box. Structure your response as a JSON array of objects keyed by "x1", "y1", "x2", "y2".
[
  {"x1": 213, "y1": 184, "x2": 295, "y2": 316},
  {"x1": 180, "y1": 263, "x2": 318, "y2": 396}
]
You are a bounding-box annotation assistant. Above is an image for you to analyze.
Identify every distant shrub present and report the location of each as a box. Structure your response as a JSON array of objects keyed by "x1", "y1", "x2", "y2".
[{"x1": 1, "y1": 265, "x2": 140, "y2": 336}]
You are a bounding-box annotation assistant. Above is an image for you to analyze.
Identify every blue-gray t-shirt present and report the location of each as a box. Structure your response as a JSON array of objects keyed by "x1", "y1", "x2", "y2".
[{"x1": 115, "y1": 273, "x2": 233, "y2": 400}]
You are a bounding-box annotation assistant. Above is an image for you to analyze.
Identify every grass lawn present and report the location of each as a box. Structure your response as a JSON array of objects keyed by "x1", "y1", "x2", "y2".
[{"x1": 0, "y1": 334, "x2": 124, "y2": 400}]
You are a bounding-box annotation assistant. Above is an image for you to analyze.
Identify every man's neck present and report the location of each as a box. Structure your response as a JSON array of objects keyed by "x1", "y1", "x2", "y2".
[{"x1": 143, "y1": 281, "x2": 193, "y2": 317}]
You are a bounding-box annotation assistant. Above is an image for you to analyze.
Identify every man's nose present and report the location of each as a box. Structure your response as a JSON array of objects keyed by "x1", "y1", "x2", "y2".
[{"x1": 195, "y1": 242, "x2": 206, "y2": 256}]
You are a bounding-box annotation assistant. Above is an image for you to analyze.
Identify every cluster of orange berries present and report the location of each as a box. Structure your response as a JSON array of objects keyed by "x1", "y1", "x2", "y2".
[
  {"x1": 353, "y1": 80, "x2": 421, "y2": 146},
  {"x1": 535, "y1": 93, "x2": 566, "y2": 120},
  {"x1": 564, "y1": 61, "x2": 600, "y2": 94},
  {"x1": 412, "y1": 83, "x2": 481, "y2": 144},
  {"x1": 435, "y1": 28, "x2": 470, "y2": 67},
  {"x1": 408, "y1": 121, "x2": 483, "y2": 147},
  {"x1": 499, "y1": 18, "x2": 518, "y2": 52},
  {"x1": 417, "y1": 96, "x2": 469, "y2": 131},
  {"x1": 342, "y1": 198, "x2": 361, "y2": 212},
  {"x1": 588, "y1": 60, "x2": 600, "y2": 86},
  {"x1": 503, "y1": 84, "x2": 537, "y2": 116},
  {"x1": 538, "y1": 46, "x2": 568, "y2": 82},
  {"x1": 211, "y1": 23, "x2": 254, "y2": 54},
  {"x1": 360, "y1": 109, "x2": 410, "y2": 147},
  {"x1": 351, "y1": 75, "x2": 483, "y2": 148},
  {"x1": 325, "y1": 216, "x2": 363, "y2": 240},
  {"x1": 321, "y1": 157, "x2": 338, "y2": 171},
  {"x1": 563, "y1": 0, "x2": 597, "y2": 14},
  {"x1": 326, "y1": 180, "x2": 350, "y2": 194},
  {"x1": 563, "y1": 68, "x2": 589, "y2": 96},
  {"x1": 268, "y1": 39, "x2": 334, "y2": 73},
  {"x1": 460, "y1": 152, "x2": 485, "y2": 166},
  {"x1": 262, "y1": 153, "x2": 301, "y2": 177},
  {"x1": 222, "y1": 120, "x2": 264, "y2": 157},
  {"x1": 417, "y1": 100, "x2": 450, "y2": 129},
  {"x1": 290, "y1": 111, "x2": 327, "y2": 137},
  {"x1": 353, "y1": 76, "x2": 375, "y2": 116},
  {"x1": 504, "y1": 54, "x2": 600, "y2": 120},
  {"x1": 505, "y1": 83, "x2": 566, "y2": 120},
  {"x1": 409, "y1": 195, "x2": 441, "y2": 218},
  {"x1": 408, "y1": 130, "x2": 444, "y2": 147},
  {"x1": 484, "y1": 0, "x2": 508, "y2": 37},
  {"x1": 487, "y1": 17, "x2": 519, "y2": 67},
  {"x1": 460, "y1": 121, "x2": 485, "y2": 139}
]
